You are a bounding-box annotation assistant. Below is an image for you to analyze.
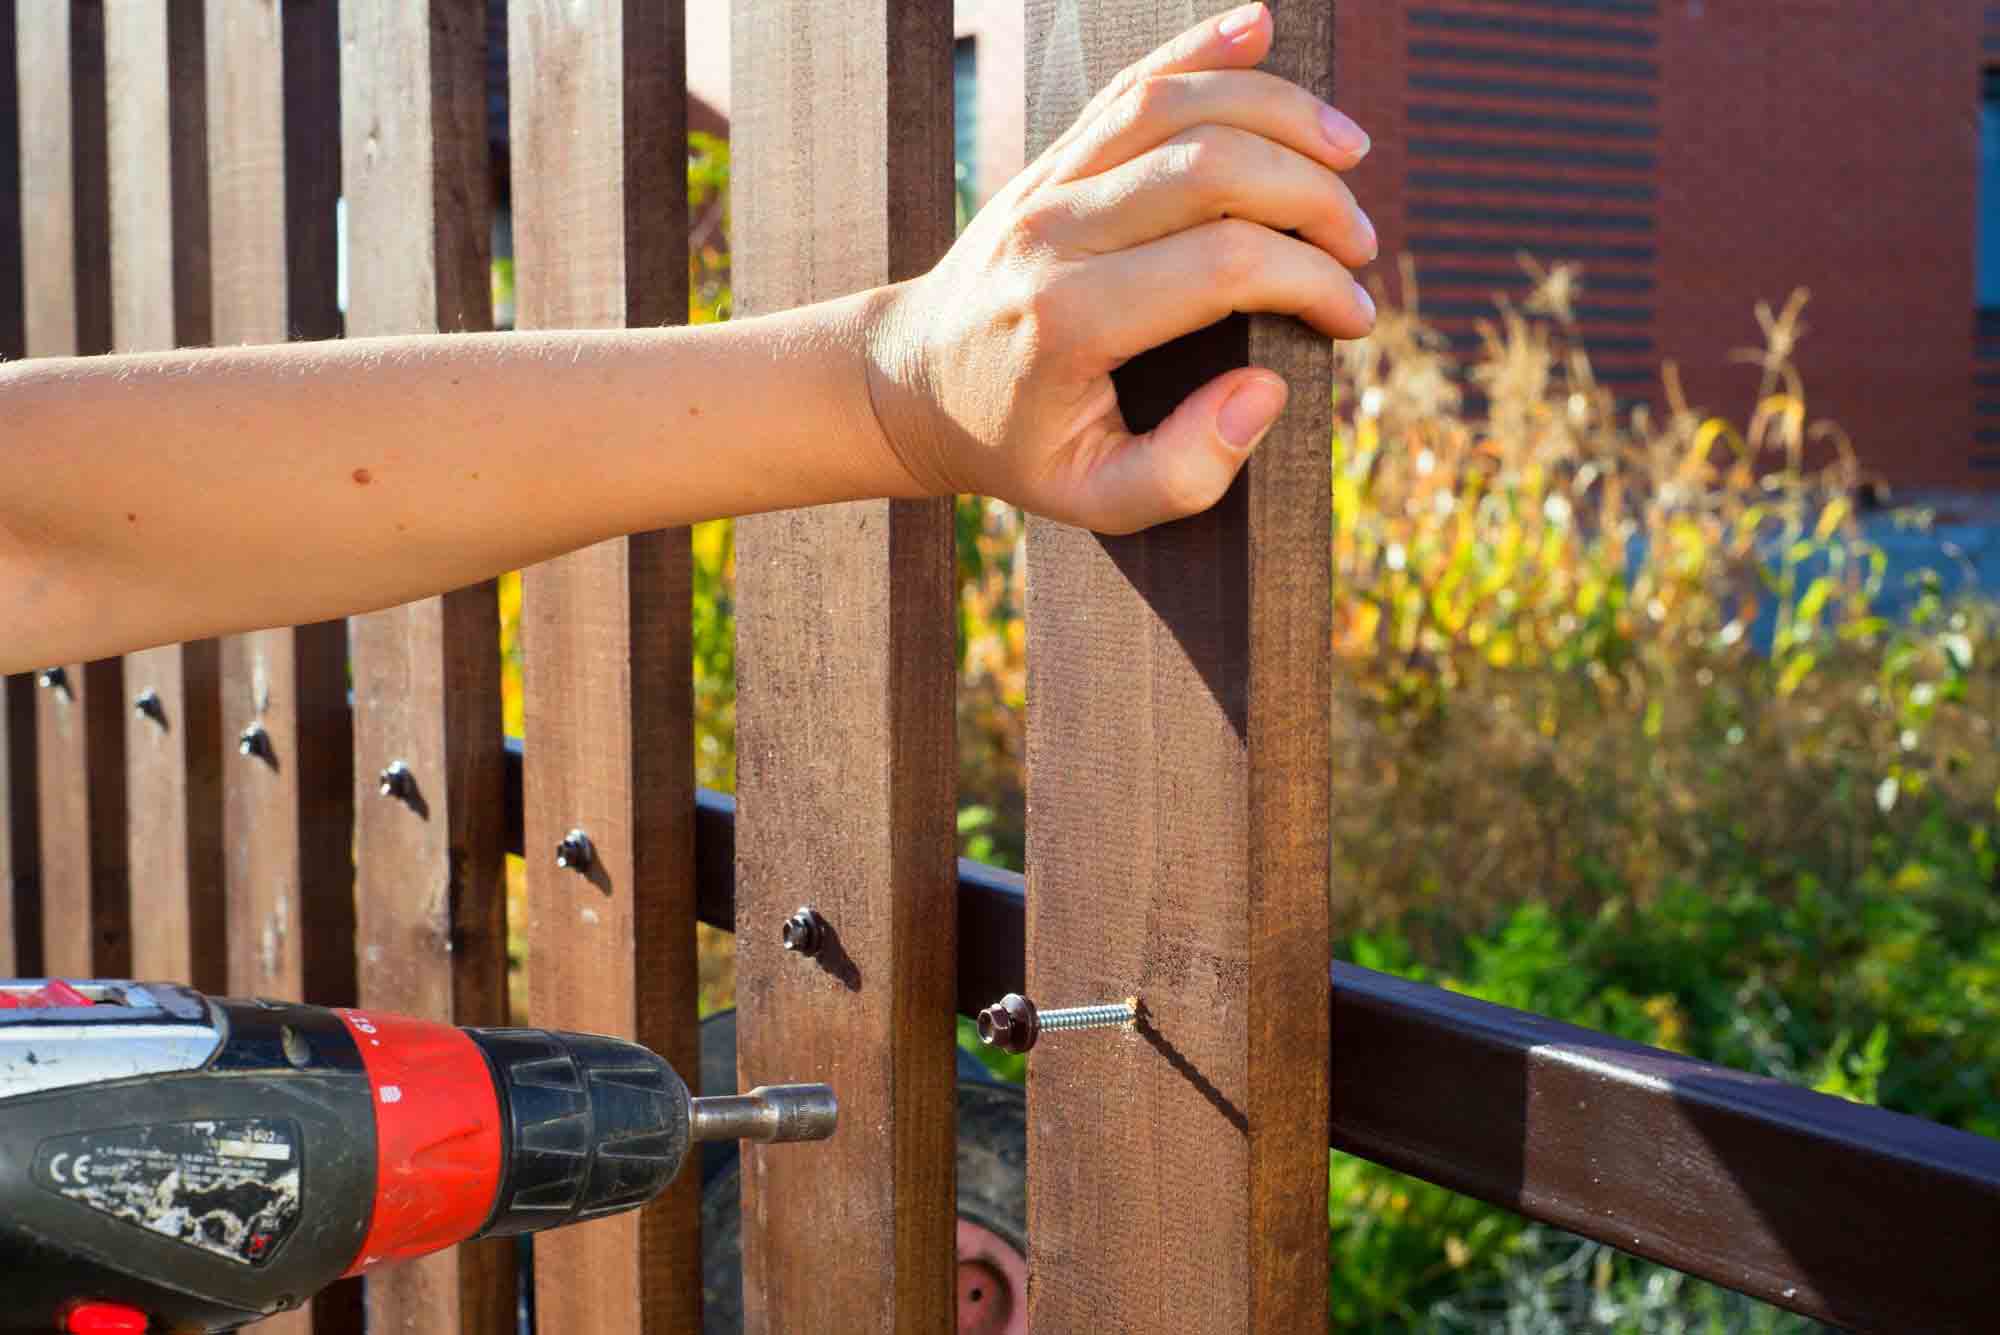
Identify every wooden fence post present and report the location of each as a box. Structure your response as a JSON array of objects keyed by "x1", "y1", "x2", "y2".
[
  {"x1": 0, "y1": 5, "x2": 29, "y2": 982},
  {"x1": 18, "y1": 1, "x2": 126, "y2": 983},
  {"x1": 104, "y1": 0, "x2": 225, "y2": 994},
  {"x1": 730, "y1": 1, "x2": 959, "y2": 1329},
  {"x1": 341, "y1": 3, "x2": 515, "y2": 1332},
  {"x1": 205, "y1": 2, "x2": 360, "y2": 1331},
  {"x1": 506, "y1": 3, "x2": 701, "y2": 1331},
  {"x1": 1023, "y1": 3, "x2": 1336, "y2": 1332}
]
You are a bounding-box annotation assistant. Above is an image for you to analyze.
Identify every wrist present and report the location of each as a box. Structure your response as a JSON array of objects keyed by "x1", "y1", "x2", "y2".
[{"x1": 850, "y1": 280, "x2": 958, "y2": 502}]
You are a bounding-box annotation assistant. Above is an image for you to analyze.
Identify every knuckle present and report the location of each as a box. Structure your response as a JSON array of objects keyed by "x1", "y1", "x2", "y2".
[
  {"x1": 1157, "y1": 459, "x2": 1221, "y2": 520},
  {"x1": 1174, "y1": 128, "x2": 1236, "y2": 199},
  {"x1": 1127, "y1": 73, "x2": 1181, "y2": 126},
  {"x1": 1206, "y1": 219, "x2": 1265, "y2": 287}
]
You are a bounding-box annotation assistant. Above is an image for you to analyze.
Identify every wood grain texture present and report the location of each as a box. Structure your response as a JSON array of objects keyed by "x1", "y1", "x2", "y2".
[
  {"x1": 507, "y1": 3, "x2": 698, "y2": 1331},
  {"x1": 0, "y1": 678, "x2": 38, "y2": 977},
  {"x1": 730, "y1": 2, "x2": 959, "y2": 1330},
  {"x1": 18, "y1": 2, "x2": 123, "y2": 982},
  {"x1": 1023, "y1": 3, "x2": 1335, "y2": 1331},
  {"x1": 106, "y1": 0, "x2": 223, "y2": 994},
  {"x1": 206, "y1": 3, "x2": 358, "y2": 1330},
  {"x1": 342, "y1": 2, "x2": 513, "y2": 1329}
]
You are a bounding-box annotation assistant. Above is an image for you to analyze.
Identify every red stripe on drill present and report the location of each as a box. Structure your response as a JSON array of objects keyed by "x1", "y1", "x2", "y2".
[{"x1": 336, "y1": 1009, "x2": 505, "y2": 1277}]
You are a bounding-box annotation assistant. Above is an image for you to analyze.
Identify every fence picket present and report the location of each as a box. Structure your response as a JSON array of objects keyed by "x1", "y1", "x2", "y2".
[
  {"x1": 205, "y1": 2, "x2": 360, "y2": 1331},
  {"x1": 341, "y1": 2, "x2": 515, "y2": 1330},
  {"x1": 507, "y1": 4, "x2": 701, "y2": 1331},
  {"x1": 1023, "y1": 3, "x2": 1336, "y2": 1331},
  {"x1": 0, "y1": 4, "x2": 33, "y2": 982},
  {"x1": 730, "y1": 0, "x2": 960, "y2": 1328},
  {"x1": 18, "y1": 1, "x2": 125, "y2": 982},
  {"x1": 105, "y1": 0, "x2": 225, "y2": 994}
]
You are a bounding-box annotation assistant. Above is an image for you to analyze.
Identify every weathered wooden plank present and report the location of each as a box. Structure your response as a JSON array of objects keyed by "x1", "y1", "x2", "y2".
[
  {"x1": 1023, "y1": 3, "x2": 1335, "y2": 1331},
  {"x1": 106, "y1": 0, "x2": 224, "y2": 994},
  {"x1": 507, "y1": 3, "x2": 697, "y2": 1332},
  {"x1": 342, "y1": 2, "x2": 513, "y2": 1330},
  {"x1": 19, "y1": 1, "x2": 124, "y2": 982},
  {"x1": 206, "y1": 2, "x2": 359, "y2": 1330},
  {"x1": 0, "y1": 5, "x2": 35, "y2": 981},
  {"x1": 730, "y1": 1, "x2": 959, "y2": 1330}
]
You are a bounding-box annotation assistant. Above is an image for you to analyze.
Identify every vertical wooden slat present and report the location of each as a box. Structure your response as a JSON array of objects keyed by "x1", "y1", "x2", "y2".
[
  {"x1": 0, "y1": 3, "x2": 35, "y2": 981},
  {"x1": 730, "y1": 1, "x2": 959, "y2": 1330},
  {"x1": 19, "y1": 1, "x2": 125, "y2": 982},
  {"x1": 342, "y1": 2, "x2": 514, "y2": 1331},
  {"x1": 1023, "y1": 3, "x2": 1335, "y2": 1333},
  {"x1": 106, "y1": 0, "x2": 224, "y2": 993},
  {"x1": 507, "y1": 4, "x2": 697, "y2": 1333},
  {"x1": 206, "y1": 3, "x2": 359, "y2": 1332}
]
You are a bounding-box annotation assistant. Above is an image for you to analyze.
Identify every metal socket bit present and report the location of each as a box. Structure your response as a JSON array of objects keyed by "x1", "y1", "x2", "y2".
[{"x1": 689, "y1": 1083, "x2": 838, "y2": 1144}]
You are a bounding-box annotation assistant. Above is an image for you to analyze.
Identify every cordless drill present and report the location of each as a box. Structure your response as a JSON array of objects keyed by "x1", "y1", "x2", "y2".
[{"x1": 0, "y1": 979, "x2": 836, "y2": 1333}]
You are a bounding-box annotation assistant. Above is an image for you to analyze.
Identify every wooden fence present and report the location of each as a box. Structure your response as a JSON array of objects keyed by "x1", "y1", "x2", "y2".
[{"x1": 5, "y1": 2, "x2": 2000, "y2": 1332}]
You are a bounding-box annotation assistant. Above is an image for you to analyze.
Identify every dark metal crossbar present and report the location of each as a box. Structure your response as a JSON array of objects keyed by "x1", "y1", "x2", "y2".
[{"x1": 502, "y1": 742, "x2": 2000, "y2": 1332}]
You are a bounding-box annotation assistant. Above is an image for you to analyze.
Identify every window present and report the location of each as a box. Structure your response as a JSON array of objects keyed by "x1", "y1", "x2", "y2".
[{"x1": 1978, "y1": 69, "x2": 2000, "y2": 310}]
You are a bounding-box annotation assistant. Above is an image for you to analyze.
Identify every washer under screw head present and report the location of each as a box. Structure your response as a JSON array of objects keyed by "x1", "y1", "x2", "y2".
[
  {"x1": 976, "y1": 993, "x2": 1138, "y2": 1055},
  {"x1": 378, "y1": 761, "x2": 414, "y2": 800},
  {"x1": 134, "y1": 689, "x2": 165, "y2": 725},
  {"x1": 238, "y1": 722, "x2": 271, "y2": 761},
  {"x1": 555, "y1": 829, "x2": 594, "y2": 872},
  {"x1": 35, "y1": 667, "x2": 68, "y2": 694},
  {"x1": 780, "y1": 906, "x2": 828, "y2": 957}
]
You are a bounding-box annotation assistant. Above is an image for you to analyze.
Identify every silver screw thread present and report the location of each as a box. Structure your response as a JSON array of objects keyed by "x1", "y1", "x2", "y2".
[{"x1": 1038, "y1": 998, "x2": 1138, "y2": 1034}]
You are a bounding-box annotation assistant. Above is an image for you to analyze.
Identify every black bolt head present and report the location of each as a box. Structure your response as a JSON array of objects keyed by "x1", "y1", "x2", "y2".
[
  {"x1": 238, "y1": 723, "x2": 271, "y2": 760},
  {"x1": 975, "y1": 993, "x2": 1040, "y2": 1054},
  {"x1": 378, "y1": 762, "x2": 413, "y2": 800},
  {"x1": 35, "y1": 667, "x2": 67, "y2": 693},
  {"x1": 555, "y1": 829, "x2": 594, "y2": 872},
  {"x1": 780, "y1": 906, "x2": 827, "y2": 956},
  {"x1": 134, "y1": 690, "x2": 165, "y2": 724}
]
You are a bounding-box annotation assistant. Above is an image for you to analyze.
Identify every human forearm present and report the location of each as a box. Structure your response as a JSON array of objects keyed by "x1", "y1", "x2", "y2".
[{"x1": 0, "y1": 287, "x2": 917, "y2": 670}]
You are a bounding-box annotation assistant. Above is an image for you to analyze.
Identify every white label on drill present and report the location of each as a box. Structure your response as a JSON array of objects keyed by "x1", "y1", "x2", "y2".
[{"x1": 33, "y1": 1118, "x2": 304, "y2": 1267}]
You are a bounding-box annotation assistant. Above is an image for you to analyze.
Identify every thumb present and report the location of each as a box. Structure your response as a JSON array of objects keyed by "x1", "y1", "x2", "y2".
[{"x1": 1081, "y1": 370, "x2": 1288, "y2": 534}]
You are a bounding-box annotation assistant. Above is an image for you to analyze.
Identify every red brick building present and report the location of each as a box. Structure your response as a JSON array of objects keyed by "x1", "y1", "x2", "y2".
[{"x1": 1328, "y1": 0, "x2": 2000, "y2": 487}]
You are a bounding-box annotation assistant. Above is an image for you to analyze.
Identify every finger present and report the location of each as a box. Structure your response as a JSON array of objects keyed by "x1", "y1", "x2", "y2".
[
  {"x1": 1046, "y1": 126, "x2": 1376, "y2": 270},
  {"x1": 1038, "y1": 3, "x2": 1275, "y2": 170},
  {"x1": 1078, "y1": 368, "x2": 1288, "y2": 534},
  {"x1": 1050, "y1": 68, "x2": 1369, "y2": 187},
  {"x1": 1058, "y1": 219, "x2": 1375, "y2": 364}
]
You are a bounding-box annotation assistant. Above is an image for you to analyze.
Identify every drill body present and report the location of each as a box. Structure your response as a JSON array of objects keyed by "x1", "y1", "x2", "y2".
[{"x1": 0, "y1": 979, "x2": 832, "y2": 1333}]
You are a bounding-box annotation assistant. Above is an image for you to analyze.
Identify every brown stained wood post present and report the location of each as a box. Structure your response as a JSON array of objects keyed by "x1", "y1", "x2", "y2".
[
  {"x1": 17, "y1": 1, "x2": 127, "y2": 982},
  {"x1": 1, "y1": 7, "x2": 37, "y2": 982},
  {"x1": 507, "y1": 4, "x2": 699, "y2": 1332},
  {"x1": 105, "y1": 0, "x2": 225, "y2": 995},
  {"x1": 1023, "y1": 3, "x2": 1335, "y2": 1332},
  {"x1": 205, "y1": 3, "x2": 360, "y2": 1332},
  {"x1": 730, "y1": 1, "x2": 958, "y2": 1330},
  {"x1": 341, "y1": 2, "x2": 515, "y2": 1330}
]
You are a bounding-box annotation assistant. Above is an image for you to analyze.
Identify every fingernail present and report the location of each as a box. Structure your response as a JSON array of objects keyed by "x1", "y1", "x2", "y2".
[
  {"x1": 1357, "y1": 284, "x2": 1378, "y2": 327},
  {"x1": 1218, "y1": 3, "x2": 1264, "y2": 41},
  {"x1": 1218, "y1": 376, "x2": 1288, "y2": 450},
  {"x1": 1319, "y1": 105, "x2": 1371, "y2": 158},
  {"x1": 1360, "y1": 210, "x2": 1379, "y2": 261}
]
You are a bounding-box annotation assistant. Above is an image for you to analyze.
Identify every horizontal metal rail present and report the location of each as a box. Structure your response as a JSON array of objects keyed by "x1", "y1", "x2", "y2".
[{"x1": 500, "y1": 742, "x2": 2000, "y2": 1332}]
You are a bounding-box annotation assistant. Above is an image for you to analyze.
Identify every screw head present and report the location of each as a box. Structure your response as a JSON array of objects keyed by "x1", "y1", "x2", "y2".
[
  {"x1": 134, "y1": 689, "x2": 165, "y2": 724},
  {"x1": 238, "y1": 722, "x2": 271, "y2": 760},
  {"x1": 975, "y1": 994, "x2": 1041, "y2": 1055},
  {"x1": 555, "y1": 829, "x2": 594, "y2": 872},
  {"x1": 378, "y1": 761, "x2": 413, "y2": 800},
  {"x1": 780, "y1": 906, "x2": 827, "y2": 957},
  {"x1": 35, "y1": 667, "x2": 67, "y2": 692}
]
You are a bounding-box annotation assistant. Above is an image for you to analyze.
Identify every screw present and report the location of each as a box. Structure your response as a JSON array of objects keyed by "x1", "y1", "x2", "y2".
[
  {"x1": 35, "y1": 667, "x2": 67, "y2": 694},
  {"x1": 378, "y1": 761, "x2": 414, "y2": 800},
  {"x1": 238, "y1": 722, "x2": 271, "y2": 761},
  {"x1": 780, "y1": 906, "x2": 828, "y2": 957},
  {"x1": 555, "y1": 828, "x2": 594, "y2": 872},
  {"x1": 975, "y1": 993, "x2": 1139, "y2": 1055},
  {"x1": 134, "y1": 689, "x2": 165, "y2": 724}
]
